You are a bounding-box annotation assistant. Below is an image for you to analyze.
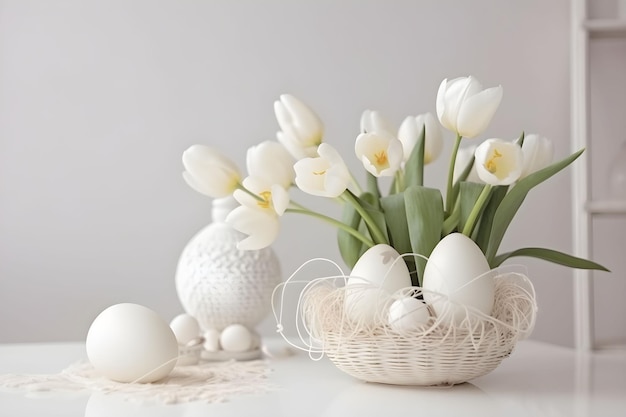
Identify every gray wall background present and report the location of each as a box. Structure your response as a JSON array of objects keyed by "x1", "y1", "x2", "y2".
[{"x1": 0, "y1": 0, "x2": 623, "y2": 346}]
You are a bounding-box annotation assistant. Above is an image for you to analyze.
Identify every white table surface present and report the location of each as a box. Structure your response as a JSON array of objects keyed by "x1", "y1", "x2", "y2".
[{"x1": 0, "y1": 338, "x2": 625, "y2": 417}]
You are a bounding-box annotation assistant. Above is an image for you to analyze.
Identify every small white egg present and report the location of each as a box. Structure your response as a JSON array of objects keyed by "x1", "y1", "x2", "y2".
[
  {"x1": 220, "y1": 324, "x2": 252, "y2": 352},
  {"x1": 86, "y1": 303, "x2": 178, "y2": 383},
  {"x1": 388, "y1": 297, "x2": 430, "y2": 333},
  {"x1": 169, "y1": 313, "x2": 200, "y2": 345},
  {"x1": 203, "y1": 328, "x2": 220, "y2": 352},
  {"x1": 344, "y1": 244, "x2": 412, "y2": 325},
  {"x1": 422, "y1": 233, "x2": 495, "y2": 324},
  {"x1": 249, "y1": 330, "x2": 261, "y2": 350}
]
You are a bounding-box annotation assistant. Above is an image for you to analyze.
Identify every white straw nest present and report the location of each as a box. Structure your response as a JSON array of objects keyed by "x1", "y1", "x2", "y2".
[{"x1": 273, "y1": 262, "x2": 537, "y2": 386}]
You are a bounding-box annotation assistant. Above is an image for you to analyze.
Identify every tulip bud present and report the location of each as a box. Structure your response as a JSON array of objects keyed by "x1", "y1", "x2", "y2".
[
  {"x1": 360, "y1": 110, "x2": 395, "y2": 135},
  {"x1": 436, "y1": 76, "x2": 503, "y2": 138},
  {"x1": 182, "y1": 145, "x2": 241, "y2": 198},
  {"x1": 274, "y1": 94, "x2": 324, "y2": 160},
  {"x1": 398, "y1": 112, "x2": 443, "y2": 164},
  {"x1": 246, "y1": 141, "x2": 295, "y2": 188},
  {"x1": 520, "y1": 134, "x2": 554, "y2": 179}
]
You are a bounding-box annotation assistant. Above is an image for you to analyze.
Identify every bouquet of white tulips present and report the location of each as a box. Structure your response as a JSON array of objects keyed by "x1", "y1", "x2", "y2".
[{"x1": 182, "y1": 76, "x2": 607, "y2": 286}]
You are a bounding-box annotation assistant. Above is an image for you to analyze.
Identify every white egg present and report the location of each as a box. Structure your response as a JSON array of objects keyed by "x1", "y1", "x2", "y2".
[
  {"x1": 203, "y1": 328, "x2": 220, "y2": 352},
  {"x1": 219, "y1": 324, "x2": 252, "y2": 352},
  {"x1": 344, "y1": 244, "x2": 412, "y2": 325},
  {"x1": 86, "y1": 303, "x2": 179, "y2": 383},
  {"x1": 169, "y1": 313, "x2": 200, "y2": 345},
  {"x1": 422, "y1": 233, "x2": 495, "y2": 324},
  {"x1": 388, "y1": 297, "x2": 430, "y2": 333}
]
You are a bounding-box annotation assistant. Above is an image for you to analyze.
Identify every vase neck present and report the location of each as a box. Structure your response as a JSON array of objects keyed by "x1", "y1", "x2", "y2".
[{"x1": 212, "y1": 196, "x2": 238, "y2": 223}]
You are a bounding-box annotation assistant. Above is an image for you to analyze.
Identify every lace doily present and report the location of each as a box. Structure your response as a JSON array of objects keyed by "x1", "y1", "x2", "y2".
[{"x1": 0, "y1": 359, "x2": 277, "y2": 405}]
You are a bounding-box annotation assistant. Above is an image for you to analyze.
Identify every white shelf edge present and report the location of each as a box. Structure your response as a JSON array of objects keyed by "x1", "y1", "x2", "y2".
[
  {"x1": 585, "y1": 200, "x2": 626, "y2": 214},
  {"x1": 583, "y1": 18, "x2": 626, "y2": 33}
]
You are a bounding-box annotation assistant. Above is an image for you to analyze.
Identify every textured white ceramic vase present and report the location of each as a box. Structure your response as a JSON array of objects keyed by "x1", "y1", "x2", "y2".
[{"x1": 175, "y1": 197, "x2": 282, "y2": 332}]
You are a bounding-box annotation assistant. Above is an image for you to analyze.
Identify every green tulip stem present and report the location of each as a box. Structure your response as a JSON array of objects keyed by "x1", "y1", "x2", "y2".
[
  {"x1": 394, "y1": 170, "x2": 405, "y2": 194},
  {"x1": 462, "y1": 184, "x2": 493, "y2": 237},
  {"x1": 285, "y1": 208, "x2": 375, "y2": 248},
  {"x1": 341, "y1": 190, "x2": 388, "y2": 245},
  {"x1": 236, "y1": 184, "x2": 263, "y2": 201},
  {"x1": 446, "y1": 133, "x2": 463, "y2": 214}
]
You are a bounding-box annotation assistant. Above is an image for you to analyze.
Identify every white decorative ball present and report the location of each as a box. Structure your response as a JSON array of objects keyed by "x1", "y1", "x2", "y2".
[
  {"x1": 388, "y1": 297, "x2": 430, "y2": 333},
  {"x1": 219, "y1": 324, "x2": 252, "y2": 352},
  {"x1": 86, "y1": 303, "x2": 178, "y2": 383},
  {"x1": 169, "y1": 313, "x2": 201, "y2": 345},
  {"x1": 203, "y1": 328, "x2": 220, "y2": 352}
]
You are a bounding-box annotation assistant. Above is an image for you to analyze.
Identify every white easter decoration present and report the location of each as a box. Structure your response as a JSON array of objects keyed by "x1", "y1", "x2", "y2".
[
  {"x1": 344, "y1": 244, "x2": 412, "y2": 325},
  {"x1": 220, "y1": 324, "x2": 253, "y2": 353},
  {"x1": 388, "y1": 297, "x2": 430, "y2": 333},
  {"x1": 169, "y1": 313, "x2": 201, "y2": 345},
  {"x1": 86, "y1": 303, "x2": 179, "y2": 383},
  {"x1": 422, "y1": 233, "x2": 495, "y2": 324}
]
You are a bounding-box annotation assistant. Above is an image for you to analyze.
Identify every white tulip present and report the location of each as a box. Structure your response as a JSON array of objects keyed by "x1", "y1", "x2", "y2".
[
  {"x1": 226, "y1": 205, "x2": 280, "y2": 250},
  {"x1": 294, "y1": 143, "x2": 351, "y2": 198},
  {"x1": 398, "y1": 112, "x2": 443, "y2": 164},
  {"x1": 474, "y1": 139, "x2": 523, "y2": 186},
  {"x1": 436, "y1": 76, "x2": 503, "y2": 138},
  {"x1": 274, "y1": 94, "x2": 324, "y2": 160},
  {"x1": 182, "y1": 145, "x2": 242, "y2": 198},
  {"x1": 246, "y1": 141, "x2": 295, "y2": 189},
  {"x1": 360, "y1": 110, "x2": 395, "y2": 135},
  {"x1": 520, "y1": 134, "x2": 554, "y2": 179},
  {"x1": 453, "y1": 145, "x2": 482, "y2": 183},
  {"x1": 233, "y1": 176, "x2": 290, "y2": 216},
  {"x1": 355, "y1": 131, "x2": 403, "y2": 177}
]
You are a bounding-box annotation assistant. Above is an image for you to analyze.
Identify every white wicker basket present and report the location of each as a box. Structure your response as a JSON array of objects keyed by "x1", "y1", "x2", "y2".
[{"x1": 274, "y1": 265, "x2": 537, "y2": 386}]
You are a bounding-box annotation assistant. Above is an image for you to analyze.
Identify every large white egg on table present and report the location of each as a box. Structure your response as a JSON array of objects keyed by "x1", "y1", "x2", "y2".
[
  {"x1": 344, "y1": 244, "x2": 412, "y2": 325},
  {"x1": 422, "y1": 233, "x2": 495, "y2": 324},
  {"x1": 86, "y1": 303, "x2": 179, "y2": 383}
]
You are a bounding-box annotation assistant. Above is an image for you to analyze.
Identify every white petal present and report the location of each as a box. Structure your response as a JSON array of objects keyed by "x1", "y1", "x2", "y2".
[
  {"x1": 398, "y1": 116, "x2": 419, "y2": 162},
  {"x1": 246, "y1": 141, "x2": 295, "y2": 188},
  {"x1": 440, "y1": 77, "x2": 473, "y2": 132},
  {"x1": 456, "y1": 85, "x2": 503, "y2": 138},
  {"x1": 226, "y1": 206, "x2": 279, "y2": 250},
  {"x1": 521, "y1": 134, "x2": 554, "y2": 178},
  {"x1": 271, "y1": 185, "x2": 290, "y2": 215},
  {"x1": 474, "y1": 139, "x2": 523, "y2": 185}
]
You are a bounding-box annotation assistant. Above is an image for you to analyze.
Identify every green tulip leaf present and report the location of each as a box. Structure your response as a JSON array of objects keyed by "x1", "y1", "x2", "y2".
[
  {"x1": 493, "y1": 247, "x2": 609, "y2": 271},
  {"x1": 365, "y1": 171, "x2": 382, "y2": 204},
  {"x1": 459, "y1": 182, "x2": 485, "y2": 236},
  {"x1": 474, "y1": 185, "x2": 508, "y2": 253},
  {"x1": 404, "y1": 125, "x2": 425, "y2": 188},
  {"x1": 337, "y1": 200, "x2": 366, "y2": 269},
  {"x1": 380, "y1": 192, "x2": 412, "y2": 256},
  {"x1": 442, "y1": 198, "x2": 460, "y2": 235},
  {"x1": 404, "y1": 186, "x2": 444, "y2": 285},
  {"x1": 485, "y1": 148, "x2": 585, "y2": 264}
]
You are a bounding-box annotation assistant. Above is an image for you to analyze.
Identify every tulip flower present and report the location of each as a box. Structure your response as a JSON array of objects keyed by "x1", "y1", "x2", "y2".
[
  {"x1": 474, "y1": 139, "x2": 523, "y2": 186},
  {"x1": 520, "y1": 134, "x2": 554, "y2": 179},
  {"x1": 355, "y1": 131, "x2": 403, "y2": 178},
  {"x1": 226, "y1": 205, "x2": 280, "y2": 250},
  {"x1": 294, "y1": 143, "x2": 351, "y2": 198},
  {"x1": 182, "y1": 145, "x2": 242, "y2": 198},
  {"x1": 246, "y1": 140, "x2": 295, "y2": 189},
  {"x1": 233, "y1": 176, "x2": 290, "y2": 216},
  {"x1": 398, "y1": 112, "x2": 443, "y2": 164},
  {"x1": 436, "y1": 76, "x2": 503, "y2": 139},
  {"x1": 274, "y1": 94, "x2": 324, "y2": 160},
  {"x1": 360, "y1": 110, "x2": 395, "y2": 135}
]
